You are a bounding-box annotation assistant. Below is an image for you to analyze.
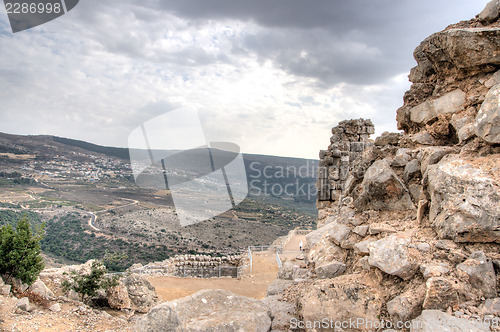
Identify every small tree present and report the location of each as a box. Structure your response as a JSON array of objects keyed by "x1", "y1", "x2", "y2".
[
  {"x1": 0, "y1": 215, "x2": 45, "y2": 285},
  {"x1": 62, "y1": 260, "x2": 119, "y2": 303}
]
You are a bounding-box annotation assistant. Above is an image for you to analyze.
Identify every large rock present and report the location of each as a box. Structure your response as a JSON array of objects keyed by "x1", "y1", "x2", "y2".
[
  {"x1": 456, "y1": 251, "x2": 497, "y2": 299},
  {"x1": 479, "y1": 0, "x2": 500, "y2": 23},
  {"x1": 409, "y1": 28, "x2": 500, "y2": 83},
  {"x1": 410, "y1": 310, "x2": 490, "y2": 332},
  {"x1": 315, "y1": 261, "x2": 346, "y2": 279},
  {"x1": 278, "y1": 260, "x2": 310, "y2": 280},
  {"x1": 135, "y1": 289, "x2": 272, "y2": 332},
  {"x1": 298, "y1": 276, "x2": 383, "y2": 331},
  {"x1": 106, "y1": 283, "x2": 132, "y2": 310},
  {"x1": 368, "y1": 235, "x2": 419, "y2": 280},
  {"x1": 122, "y1": 275, "x2": 158, "y2": 313},
  {"x1": 17, "y1": 297, "x2": 31, "y2": 312},
  {"x1": 354, "y1": 159, "x2": 415, "y2": 211},
  {"x1": 387, "y1": 283, "x2": 426, "y2": 322},
  {"x1": 29, "y1": 278, "x2": 54, "y2": 299},
  {"x1": 306, "y1": 226, "x2": 345, "y2": 267},
  {"x1": 410, "y1": 89, "x2": 466, "y2": 125},
  {"x1": 426, "y1": 156, "x2": 500, "y2": 243},
  {"x1": 422, "y1": 277, "x2": 459, "y2": 310},
  {"x1": 475, "y1": 84, "x2": 500, "y2": 144},
  {"x1": 418, "y1": 146, "x2": 456, "y2": 175}
]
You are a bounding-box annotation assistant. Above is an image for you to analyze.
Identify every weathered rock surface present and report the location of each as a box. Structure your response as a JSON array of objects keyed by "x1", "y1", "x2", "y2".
[
  {"x1": 135, "y1": 289, "x2": 272, "y2": 332},
  {"x1": 457, "y1": 251, "x2": 497, "y2": 299},
  {"x1": 475, "y1": 83, "x2": 500, "y2": 144},
  {"x1": 315, "y1": 261, "x2": 346, "y2": 279},
  {"x1": 29, "y1": 278, "x2": 54, "y2": 299},
  {"x1": 278, "y1": 260, "x2": 310, "y2": 280},
  {"x1": 261, "y1": 296, "x2": 296, "y2": 331},
  {"x1": 368, "y1": 235, "x2": 419, "y2": 280},
  {"x1": 410, "y1": 310, "x2": 490, "y2": 332},
  {"x1": 122, "y1": 275, "x2": 158, "y2": 313},
  {"x1": 298, "y1": 276, "x2": 383, "y2": 330},
  {"x1": 426, "y1": 156, "x2": 500, "y2": 243},
  {"x1": 266, "y1": 279, "x2": 293, "y2": 296},
  {"x1": 422, "y1": 277, "x2": 459, "y2": 311},
  {"x1": 480, "y1": 297, "x2": 500, "y2": 315},
  {"x1": 387, "y1": 284, "x2": 426, "y2": 322},
  {"x1": 354, "y1": 160, "x2": 415, "y2": 211},
  {"x1": 410, "y1": 89, "x2": 466, "y2": 125},
  {"x1": 479, "y1": 0, "x2": 500, "y2": 23}
]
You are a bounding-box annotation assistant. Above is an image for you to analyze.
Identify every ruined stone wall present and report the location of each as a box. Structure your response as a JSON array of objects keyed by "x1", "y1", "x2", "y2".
[{"x1": 317, "y1": 119, "x2": 374, "y2": 205}]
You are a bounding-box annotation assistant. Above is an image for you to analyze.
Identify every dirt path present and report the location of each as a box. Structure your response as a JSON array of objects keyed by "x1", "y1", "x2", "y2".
[{"x1": 147, "y1": 251, "x2": 279, "y2": 301}]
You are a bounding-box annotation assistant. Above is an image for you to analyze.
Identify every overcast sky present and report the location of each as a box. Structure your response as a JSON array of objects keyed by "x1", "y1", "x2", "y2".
[{"x1": 0, "y1": 0, "x2": 490, "y2": 159}]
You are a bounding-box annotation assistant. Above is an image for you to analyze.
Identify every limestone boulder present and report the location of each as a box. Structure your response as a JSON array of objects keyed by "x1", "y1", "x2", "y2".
[
  {"x1": 315, "y1": 261, "x2": 346, "y2": 279},
  {"x1": 29, "y1": 278, "x2": 54, "y2": 299},
  {"x1": 456, "y1": 251, "x2": 497, "y2": 299},
  {"x1": 278, "y1": 261, "x2": 310, "y2": 280},
  {"x1": 387, "y1": 283, "x2": 426, "y2": 322},
  {"x1": 479, "y1": 0, "x2": 500, "y2": 23},
  {"x1": 106, "y1": 283, "x2": 132, "y2": 310},
  {"x1": 354, "y1": 159, "x2": 415, "y2": 211},
  {"x1": 422, "y1": 277, "x2": 459, "y2": 311},
  {"x1": 368, "y1": 235, "x2": 419, "y2": 280},
  {"x1": 480, "y1": 297, "x2": 500, "y2": 315},
  {"x1": 123, "y1": 275, "x2": 158, "y2": 313},
  {"x1": 298, "y1": 276, "x2": 383, "y2": 331},
  {"x1": 410, "y1": 89, "x2": 466, "y2": 125},
  {"x1": 475, "y1": 83, "x2": 500, "y2": 144},
  {"x1": 426, "y1": 155, "x2": 500, "y2": 243},
  {"x1": 135, "y1": 289, "x2": 272, "y2": 332}
]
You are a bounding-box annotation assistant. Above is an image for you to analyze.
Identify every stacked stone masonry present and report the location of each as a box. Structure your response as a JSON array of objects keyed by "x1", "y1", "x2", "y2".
[{"x1": 317, "y1": 119, "x2": 374, "y2": 203}]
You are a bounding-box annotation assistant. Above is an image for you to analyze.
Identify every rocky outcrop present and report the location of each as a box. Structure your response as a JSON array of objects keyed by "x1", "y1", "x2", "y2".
[
  {"x1": 134, "y1": 289, "x2": 272, "y2": 332},
  {"x1": 425, "y1": 155, "x2": 500, "y2": 243},
  {"x1": 286, "y1": 3, "x2": 500, "y2": 330},
  {"x1": 107, "y1": 274, "x2": 158, "y2": 313}
]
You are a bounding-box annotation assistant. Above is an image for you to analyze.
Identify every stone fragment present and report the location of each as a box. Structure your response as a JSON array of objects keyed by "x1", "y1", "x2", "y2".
[
  {"x1": 387, "y1": 283, "x2": 426, "y2": 322},
  {"x1": 353, "y1": 225, "x2": 369, "y2": 237},
  {"x1": 420, "y1": 263, "x2": 450, "y2": 279},
  {"x1": 422, "y1": 277, "x2": 458, "y2": 310},
  {"x1": 403, "y1": 159, "x2": 421, "y2": 183},
  {"x1": 315, "y1": 261, "x2": 346, "y2": 279},
  {"x1": 457, "y1": 251, "x2": 497, "y2": 299},
  {"x1": 261, "y1": 296, "x2": 296, "y2": 331},
  {"x1": 49, "y1": 303, "x2": 61, "y2": 312},
  {"x1": 354, "y1": 160, "x2": 415, "y2": 211},
  {"x1": 17, "y1": 297, "x2": 31, "y2": 312},
  {"x1": 368, "y1": 235, "x2": 419, "y2": 280},
  {"x1": 410, "y1": 90, "x2": 466, "y2": 125},
  {"x1": 29, "y1": 278, "x2": 54, "y2": 299},
  {"x1": 475, "y1": 83, "x2": 500, "y2": 144},
  {"x1": 484, "y1": 70, "x2": 500, "y2": 89},
  {"x1": 368, "y1": 223, "x2": 396, "y2": 235},
  {"x1": 426, "y1": 156, "x2": 500, "y2": 243},
  {"x1": 298, "y1": 277, "x2": 383, "y2": 329},
  {"x1": 479, "y1": 0, "x2": 500, "y2": 23},
  {"x1": 375, "y1": 132, "x2": 401, "y2": 146},
  {"x1": 480, "y1": 297, "x2": 500, "y2": 315}
]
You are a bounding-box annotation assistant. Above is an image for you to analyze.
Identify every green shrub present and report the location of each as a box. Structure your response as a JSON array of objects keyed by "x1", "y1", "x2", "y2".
[{"x1": 0, "y1": 215, "x2": 45, "y2": 286}]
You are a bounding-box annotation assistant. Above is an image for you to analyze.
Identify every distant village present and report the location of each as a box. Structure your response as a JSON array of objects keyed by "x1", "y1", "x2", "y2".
[{"x1": 19, "y1": 153, "x2": 132, "y2": 182}]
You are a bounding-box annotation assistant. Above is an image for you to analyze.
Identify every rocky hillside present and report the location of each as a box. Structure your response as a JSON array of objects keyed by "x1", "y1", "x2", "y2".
[
  {"x1": 1, "y1": 2, "x2": 499, "y2": 331},
  {"x1": 259, "y1": 2, "x2": 500, "y2": 331}
]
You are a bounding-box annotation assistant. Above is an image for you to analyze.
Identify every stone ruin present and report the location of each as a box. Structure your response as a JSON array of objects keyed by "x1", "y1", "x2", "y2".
[
  {"x1": 317, "y1": 119, "x2": 374, "y2": 205},
  {"x1": 129, "y1": 254, "x2": 245, "y2": 278}
]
